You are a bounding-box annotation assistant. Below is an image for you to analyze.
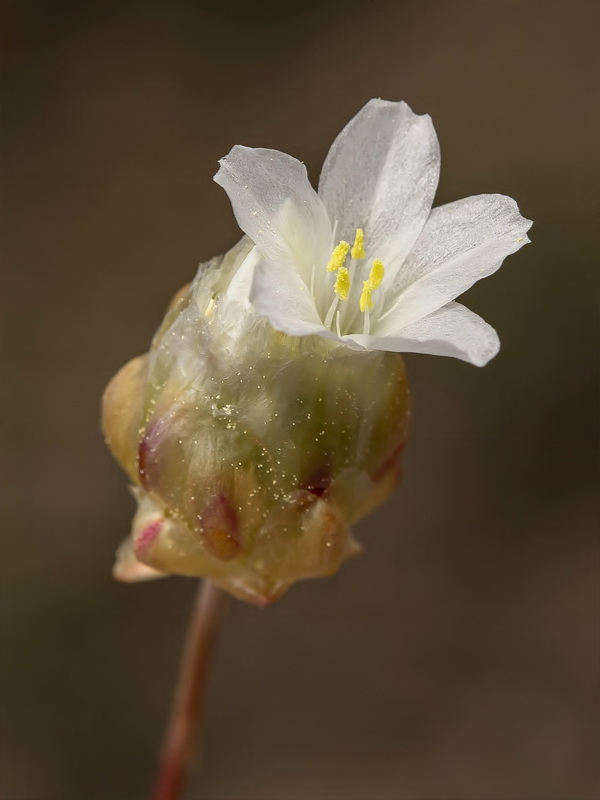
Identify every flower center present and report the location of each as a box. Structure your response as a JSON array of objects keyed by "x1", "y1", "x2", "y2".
[{"x1": 323, "y1": 228, "x2": 385, "y2": 336}]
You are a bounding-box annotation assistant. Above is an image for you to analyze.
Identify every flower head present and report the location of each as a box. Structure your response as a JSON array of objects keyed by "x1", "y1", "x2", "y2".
[
  {"x1": 103, "y1": 99, "x2": 531, "y2": 604},
  {"x1": 215, "y1": 99, "x2": 532, "y2": 366}
]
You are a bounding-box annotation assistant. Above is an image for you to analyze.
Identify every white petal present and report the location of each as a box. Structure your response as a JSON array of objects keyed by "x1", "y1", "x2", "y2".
[
  {"x1": 214, "y1": 146, "x2": 332, "y2": 285},
  {"x1": 344, "y1": 301, "x2": 500, "y2": 366},
  {"x1": 223, "y1": 245, "x2": 260, "y2": 309},
  {"x1": 382, "y1": 194, "x2": 532, "y2": 329},
  {"x1": 215, "y1": 247, "x2": 262, "y2": 337},
  {"x1": 249, "y1": 256, "x2": 333, "y2": 338},
  {"x1": 318, "y1": 99, "x2": 440, "y2": 283}
]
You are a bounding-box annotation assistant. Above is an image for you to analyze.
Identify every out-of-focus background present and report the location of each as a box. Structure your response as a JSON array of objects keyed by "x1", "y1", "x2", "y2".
[{"x1": 1, "y1": 1, "x2": 598, "y2": 798}]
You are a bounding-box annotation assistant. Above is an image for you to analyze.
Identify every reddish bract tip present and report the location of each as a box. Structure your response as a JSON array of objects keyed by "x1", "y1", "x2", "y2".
[
  {"x1": 198, "y1": 495, "x2": 241, "y2": 560},
  {"x1": 134, "y1": 518, "x2": 163, "y2": 555}
]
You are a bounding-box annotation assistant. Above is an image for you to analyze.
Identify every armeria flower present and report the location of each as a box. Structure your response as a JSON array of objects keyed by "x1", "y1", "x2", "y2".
[
  {"x1": 215, "y1": 98, "x2": 532, "y2": 366},
  {"x1": 103, "y1": 99, "x2": 531, "y2": 604}
]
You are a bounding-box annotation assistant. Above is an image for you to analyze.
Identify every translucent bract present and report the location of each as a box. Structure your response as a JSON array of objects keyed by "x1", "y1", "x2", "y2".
[{"x1": 103, "y1": 241, "x2": 409, "y2": 604}]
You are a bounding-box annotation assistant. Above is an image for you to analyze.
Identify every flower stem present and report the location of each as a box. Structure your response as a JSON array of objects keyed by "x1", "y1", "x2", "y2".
[{"x1": 152, "y1": 579, "x2": 226, "y2": 800}]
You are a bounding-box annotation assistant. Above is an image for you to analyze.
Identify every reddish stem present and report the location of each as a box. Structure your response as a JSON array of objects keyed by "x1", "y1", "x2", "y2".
[{"x1": 152, "y1": 580, "x2": 226, "y2": 800}]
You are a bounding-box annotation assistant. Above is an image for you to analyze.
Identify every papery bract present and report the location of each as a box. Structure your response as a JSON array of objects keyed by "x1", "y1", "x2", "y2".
[{"x1": 103, "y1": 240, "x2": 409, "y2": 603}]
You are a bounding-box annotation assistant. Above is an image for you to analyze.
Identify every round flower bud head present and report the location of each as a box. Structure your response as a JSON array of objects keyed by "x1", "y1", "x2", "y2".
[{"x1": 103, "y1": 238, "x2": 410, "y2": 605}]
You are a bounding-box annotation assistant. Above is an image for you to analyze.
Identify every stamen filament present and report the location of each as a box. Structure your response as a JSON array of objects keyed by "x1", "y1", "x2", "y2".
[{"x1": 324, "y1": 296, "x2": 339, "y2": 329}]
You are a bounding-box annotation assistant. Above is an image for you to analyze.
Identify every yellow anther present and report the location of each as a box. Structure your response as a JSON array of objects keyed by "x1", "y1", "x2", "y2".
[
  {"x1": 359, "y1": 259, "x2": 385, "y2": 313},
  {"x1": 369, "y1": 258, "x2": 385, "y2": 289},
  {"x1": 334, "y1": 267, "x2": 351, "y2": 300},
  {"x1": 359, "y1": 283, "x2": 373, "y2": 312},
  {"x1": 326, "y1": 240, "x2": 350, "y2": 272},
  {"x1": 351, "y1": 228, "x2": 366, "y2": 260}
]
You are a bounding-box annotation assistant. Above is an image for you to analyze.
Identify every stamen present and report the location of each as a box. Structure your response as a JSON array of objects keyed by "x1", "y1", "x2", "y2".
[
  {"x1": 335, "y1": 309, "x2": 342, "y2": 338},
  {"x1": 359, "y1": 283, "x2": 372, "y2": 313},
  {"x1": 325, "y1": 264, "x2": 351, "y2": 330},
  {"x1": 326, "y1": 240, "x2": 350, "y2": 272},
  {"x1": 334, "y1": 267, "x2": 351, "y2": 300},
  {"x1": 359, "y1": 259, "x2": 385, "y2": 313},
  {"x1": 369, "y1": 258, "x2": 385, "y2": 289},
  {"x1": 351, "y1": 228, "x2": 366, "y2": 260}
]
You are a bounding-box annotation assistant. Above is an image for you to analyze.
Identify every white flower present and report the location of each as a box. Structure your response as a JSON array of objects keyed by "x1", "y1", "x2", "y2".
[{"x1": 214, "y1": 99, "x2": 532, "y2": 367}]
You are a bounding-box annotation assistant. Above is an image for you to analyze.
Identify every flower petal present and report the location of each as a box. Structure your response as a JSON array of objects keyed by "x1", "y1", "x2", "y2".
[
  {"x1": 249, "y1": 256, "x2": 333, "y2": 338},
  {"x1": 223, "y1": 245, "x2": 260, "y2": 309},
  {"x1": 344, "y1": 301, "x2": 500, "y2": 366},
  {"x1": 214, "y1": 146, "x2": 332, "y2": 285},
  {"x1": 382, "y1": 194, "x2": 532, "y2": 328},
  {"x1": 318, "y1": 99, "x2": 440, "y2": 283}
]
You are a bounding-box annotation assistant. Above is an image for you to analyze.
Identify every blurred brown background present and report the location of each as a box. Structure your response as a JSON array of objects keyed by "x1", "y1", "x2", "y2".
[{"x1": 1, "y1": 1, "x2": 598, "y2": 798}]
